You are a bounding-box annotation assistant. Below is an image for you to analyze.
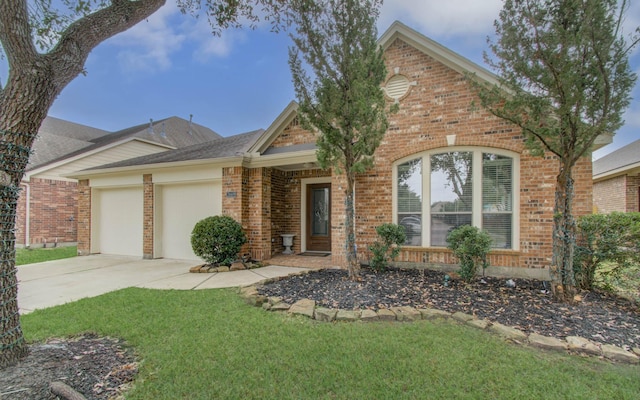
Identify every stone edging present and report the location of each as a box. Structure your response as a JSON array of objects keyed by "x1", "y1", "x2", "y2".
[{"x1": 238, "y1": 271, "x2": 640, "y2": 365}]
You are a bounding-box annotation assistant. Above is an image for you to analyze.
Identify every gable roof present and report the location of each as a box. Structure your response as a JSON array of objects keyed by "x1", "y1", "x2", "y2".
[
  {"x1": 593, "y1": 139, "x2": 640, "y2": 179},
  {"x1": 27, "y1": 116, "x2": 221, "y2": 173},
  {"x1": 81, "y1": 129, "x2": 265, "y2": 172},
  {"x1": 379, "y1": 21, "x2": 500, "y2": 85},
  {"x1": 68, "y1": 21, "x2": 533, "y2": 178}
]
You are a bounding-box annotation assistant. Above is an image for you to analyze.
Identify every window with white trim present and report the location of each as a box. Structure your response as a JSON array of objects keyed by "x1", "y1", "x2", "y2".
[{"x1": 395, "y1": 148, "x2": 517, "y2": 249}]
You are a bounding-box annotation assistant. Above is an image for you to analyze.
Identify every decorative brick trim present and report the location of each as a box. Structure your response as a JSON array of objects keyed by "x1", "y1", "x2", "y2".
[
  {"x1": 143, "y1": 174, "x2": 154, "y2": 259},
  {"x1": 77, "y1": 180, "x2": 91, "y2": 256}
]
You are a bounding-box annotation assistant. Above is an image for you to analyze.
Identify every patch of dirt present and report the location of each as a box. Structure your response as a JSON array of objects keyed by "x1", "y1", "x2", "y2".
[
  {"x1": 0, "y1": 333, "x2": 138, "y2": 400},
  {"x1": 258, "y1": 267, "x2": 640, "y2": 349}
]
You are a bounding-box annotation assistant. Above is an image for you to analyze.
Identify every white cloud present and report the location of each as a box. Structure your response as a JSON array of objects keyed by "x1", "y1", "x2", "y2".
[
  {"x1": 379, "y1": 0, "x2": 502, "y2": 37},
  {"x1": 107, "y1": 0, "x2": 252, "y2": 71},
  {"x1": 185, "y1": 17, "x2": 247, "y2": 63},
  {"x1": 109, "y1": 1, "x2": 185, "y2": 72}
]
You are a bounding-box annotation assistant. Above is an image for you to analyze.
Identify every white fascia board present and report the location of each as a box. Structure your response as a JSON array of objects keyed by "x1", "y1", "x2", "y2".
[
  {"x1": 244, "y1": 149, "x2": 317, "y2": 168},
  {"x1": 23, "y1": 137, "x2": 175, "y2": 181},
  {"x1": 247, "y1": 101, "x2": 299, "y2": 154},
  {"x1": 66, "y1": 156, "x2": 243, "y2": 180},
  {"x1": 593, "y1": 161, "x2": 640, "y2": 182}
]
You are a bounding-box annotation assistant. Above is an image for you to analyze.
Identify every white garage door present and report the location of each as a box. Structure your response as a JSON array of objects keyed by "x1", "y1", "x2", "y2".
[
  {"x1": 157, "y1": 182, "x2": 221, "y2": 260},
  {"x1": 94, "y1": 187, "x2": 143, "y2": 256}
]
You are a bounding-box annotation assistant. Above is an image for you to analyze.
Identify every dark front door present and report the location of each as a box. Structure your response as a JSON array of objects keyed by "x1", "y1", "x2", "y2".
[{"x1": 306, "y1": 183, "x2": 331, "y2": 252}]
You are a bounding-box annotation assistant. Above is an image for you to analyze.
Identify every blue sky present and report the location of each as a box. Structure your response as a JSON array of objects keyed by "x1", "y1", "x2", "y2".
[{"x1": 1, "y1": 0, "x2": 639, "y2": 159}]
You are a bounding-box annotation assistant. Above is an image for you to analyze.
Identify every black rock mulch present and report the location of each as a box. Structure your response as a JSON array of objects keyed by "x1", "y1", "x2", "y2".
[{"x1": 257, "y1": 267, "x2": 640, "y2": 349}]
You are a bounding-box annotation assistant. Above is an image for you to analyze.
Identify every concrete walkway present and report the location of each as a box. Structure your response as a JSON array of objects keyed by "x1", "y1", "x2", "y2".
[{"x1": 17, "y1": 255, "x2": 309, "y2": 314}]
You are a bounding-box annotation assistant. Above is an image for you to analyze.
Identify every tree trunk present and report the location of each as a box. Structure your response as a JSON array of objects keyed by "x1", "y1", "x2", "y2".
[
  {"x1": 0, "y1": 63, "x2": 56, "y2": 369},
  {"x1": 0, "y1": 0, "x2": 166, "y2": 368},
  {"x1": 550, "y1": 165, "x2": 578, "y2": 302},
  {"x1": 344, "y1": 173, "x2": 360, "y2": 280}
]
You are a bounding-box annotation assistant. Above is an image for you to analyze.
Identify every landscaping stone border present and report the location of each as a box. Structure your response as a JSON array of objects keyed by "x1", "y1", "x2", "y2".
[
  {"x1": 238, "y1": 270, "x2": 640, "y2": 365},
  {"x1": 189, "y1": 261, "x2": 262, "y2": 273}
]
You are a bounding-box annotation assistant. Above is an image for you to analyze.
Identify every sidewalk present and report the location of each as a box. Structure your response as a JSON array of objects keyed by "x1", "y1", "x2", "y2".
[{"x1": 17, "y1": 255, "x2": 311, "y2": 314}]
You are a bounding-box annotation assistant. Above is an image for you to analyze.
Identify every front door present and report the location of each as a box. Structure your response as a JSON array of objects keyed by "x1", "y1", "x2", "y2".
[{"x1": 306, "y1": 183, "x2": 331, "y2": 252}]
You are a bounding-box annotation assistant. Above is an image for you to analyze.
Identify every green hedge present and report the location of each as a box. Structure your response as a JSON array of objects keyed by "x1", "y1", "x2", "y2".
[{"x1": 574, "y1": 212, "x2": 640, "y2": 290}]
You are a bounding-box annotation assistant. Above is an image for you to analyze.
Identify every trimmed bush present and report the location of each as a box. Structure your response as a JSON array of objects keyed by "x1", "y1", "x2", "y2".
[
  {"x1": 446, "y1": 225, "x2": 492, "y2": 282},
  {"x1": 368, "y1": 223, "x2": 406, "y2": 272},
  {"x1": 574, "y1": 212, "x2": 640, "y2": 290},
  {"x1": 191, "y1": 215, "x2": 247, "y2": 265}
]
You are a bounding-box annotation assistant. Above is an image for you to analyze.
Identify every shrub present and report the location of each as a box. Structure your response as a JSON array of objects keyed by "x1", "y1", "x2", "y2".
[
  {"x1": 368, "y1": 223, "x2": 406, "y2": 272},
  {"x1": 191, "y1": 215, "x2": 247, "y2": 265},
  {"x1": 446, "y1": 225, "x2": 492, "y2": 282},
  {"x1": 574, "y1": 212, "x2": 640, "y2": 290}
]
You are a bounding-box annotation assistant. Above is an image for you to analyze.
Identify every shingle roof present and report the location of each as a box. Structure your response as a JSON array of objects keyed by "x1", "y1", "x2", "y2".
[
  {"x1": 28, "y1": 117, "x2": 109, "y2": 170},
  {"x1": 593, "y1": 139, "x2": 640, "y2": 176},
  {"x1": 90, "y1": 116, "x2": 221, "y2": 148},
  {"x1": 27, "y1": 116, "x2": 221, "y2": 172},
  {"x1": 87, "y1": 129, "x2": 265, "y2": 170}
]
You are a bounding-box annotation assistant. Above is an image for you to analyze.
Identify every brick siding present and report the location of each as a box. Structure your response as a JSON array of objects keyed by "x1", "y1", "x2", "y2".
[
  {"x1": 77, "y1": 179, "x2": 91, "y2": 255},
  {"x1": 626, "y1": 174, "x2": 639, "y2": 213},
  {"x1": 594, "y1": 173, "x2": 640, "y2": 213},
  {"x1": 143, "y1": 174, "x2": 154, "y2": 259},
  {"x1": 16, "y1": 178, "x2": 78, "y2": 247},
  {"x1": 252, "y1": 36, "x2": 593, "y2": 270},
  {"x1": 594, "y1": 175, "x2": 628, "y2": 213}
]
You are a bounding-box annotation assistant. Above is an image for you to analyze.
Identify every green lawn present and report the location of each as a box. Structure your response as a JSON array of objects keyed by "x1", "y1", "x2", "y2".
[
  {"x1": 22, "y1": 288, "x2": 640, "y2": 399},
  {"x1": 16, "y1": 246, "x2": 77, "y2": 266}
]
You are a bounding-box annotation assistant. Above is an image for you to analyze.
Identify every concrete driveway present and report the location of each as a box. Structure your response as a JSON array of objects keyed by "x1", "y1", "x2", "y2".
[{"x1": 17, "y1": 255, "x2": 308, "y2": 314}]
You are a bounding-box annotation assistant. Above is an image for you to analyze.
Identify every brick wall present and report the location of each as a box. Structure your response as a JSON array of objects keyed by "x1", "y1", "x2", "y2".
[
  {"x1": 626, "y1": 174, "x2": 639, "y2": 212},
  {"x1": 269, "y1": 118, "x2": 318, "y2": 148},
  {"x1": 594, "y1": 173, "x2": 640, "y2": 214},
  {"x1": 594, "y1": 175, "x2": 627, "y2": 213},
  {"x1": 16, "y1": 178, "x2": 78, "y2": 246},
  {"x1": 258, "y1": 37, "x2": 593, "y2": 270},
  {"x1": 77, "y1": 179, "x2": 91, "y2": 255},
  {"x1": 143, "y1": 174, "x2": 154, "y2": 259}
]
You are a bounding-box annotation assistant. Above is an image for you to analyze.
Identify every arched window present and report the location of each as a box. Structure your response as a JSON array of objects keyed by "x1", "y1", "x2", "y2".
[{"x1": 394, "y1": 148, "x2": 519, "y2": 249}]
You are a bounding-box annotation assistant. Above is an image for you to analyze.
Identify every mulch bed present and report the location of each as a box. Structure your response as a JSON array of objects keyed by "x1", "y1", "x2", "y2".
[
  {"x1": 0, "y1": 334, "x2": 137, "y2": 400},
  {"x1": 257, "y1": 267, "x2": 640, "y2": 350}
]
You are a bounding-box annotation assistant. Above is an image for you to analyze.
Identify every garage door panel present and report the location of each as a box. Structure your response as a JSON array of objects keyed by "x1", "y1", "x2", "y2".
[
  {"x1": 96, "y1": 187, "x2": 143, "y2": 256},
  {"x1": 159, "y1": 182, "x2": 220, "y2": 260}
]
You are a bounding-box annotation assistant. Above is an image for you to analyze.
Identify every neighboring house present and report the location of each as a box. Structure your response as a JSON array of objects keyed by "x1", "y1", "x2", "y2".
[
  {"x1": 69, "y1": 21, "x2": 600, "y2": 277},
  {"x1": 17, "y1": 116, "x2": 221, "y2": 247},
  {"x1": 593, "y1": 139, "x2": 640, "y2": 214}
]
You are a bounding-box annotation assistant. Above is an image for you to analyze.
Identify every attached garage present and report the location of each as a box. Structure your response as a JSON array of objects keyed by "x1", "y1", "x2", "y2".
[
  {"x1": 91, "y1": 186, "x2": 143, "y2": 256},
  {"x1": 155, "y1": 181, "x2": 221, "y2": 260}
]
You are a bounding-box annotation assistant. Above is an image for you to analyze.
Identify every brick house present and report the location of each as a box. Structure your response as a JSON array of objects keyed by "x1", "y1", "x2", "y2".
[
  {"x1": 71, "y1": 21, "x2": 599, "y2": 277},
  {"x1": 17, "y1": 116, "x2": 221, "y2": 247},
  {"x1": 593, "y1": 139, "x2": 640, "y2": 213}
]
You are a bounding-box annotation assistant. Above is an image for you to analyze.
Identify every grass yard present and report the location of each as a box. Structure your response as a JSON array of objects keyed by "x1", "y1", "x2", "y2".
[
  {"x1": 22, "y1": 288, "x2": 640, "y2": 400},
  {"x1": 16, "y1": 246, "x2": 77, "y2": 266}
]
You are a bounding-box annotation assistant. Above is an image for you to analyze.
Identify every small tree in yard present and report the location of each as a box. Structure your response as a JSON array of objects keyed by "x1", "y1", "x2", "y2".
[
  {"x1": 446, "y1": 225, "x2": 492, "y2": 283},
  {"x1": 0, "y1": 0, "x2": 293, "y2": 368},
  {"x1": 470, "y1": 0, "x2": 639, "y2": 301},
  {"x1": 288, "y1": 0, "x2": 394, "y2": 280},
  {"x1": 368, "y1": 223, "x2": 406, "y2": 272}
]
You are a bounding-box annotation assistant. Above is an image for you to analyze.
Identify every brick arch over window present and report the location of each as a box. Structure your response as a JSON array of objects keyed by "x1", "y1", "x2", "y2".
[
  {"x1": 389, "y1": 137, "x2": 525, "y2": 164},
  {"x1": 392, "y1": 146, "x2": 520, "y2": 250}
]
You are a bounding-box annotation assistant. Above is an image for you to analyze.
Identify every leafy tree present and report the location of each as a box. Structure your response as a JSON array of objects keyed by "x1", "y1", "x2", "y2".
[
  {"x1": 0, "y1": 0, "x2": 291, "y2": 368},
  {"x1": 288, "y1": 0, "x2": 393, "y2": 279},
  {"x1": 470, "y1": 0, "x2": 639, "y2": 301}
]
